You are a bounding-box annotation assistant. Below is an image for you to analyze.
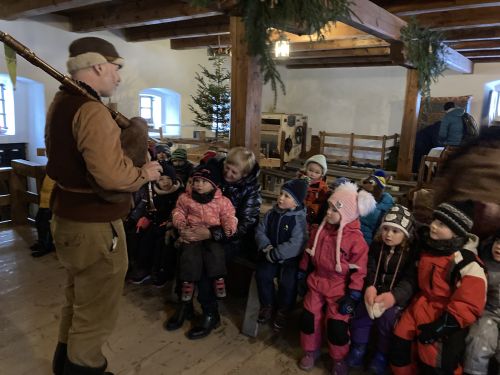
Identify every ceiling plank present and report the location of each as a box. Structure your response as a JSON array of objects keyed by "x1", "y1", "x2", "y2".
[
  {"x1": 286, "y1": 61, "x2": 395, "y2": 69},
  {"x1": 462, "y1": 50, "x2": 500, "y2": 57},
  {"x1": 379, "y1": 0, "x2": 500, "y2": 17},
  {"x1": 277, "y1": 56, "x2": 392, "y2": 66},
  {"x1": 403, "y1": 7, "x2": 500, "y2": 30},
  {"x1": 288, "y1": 47, "x2": 390, "y2": 59},
  {"x1": 170, "y1": 35, "x2": 231, "y2": 50},
  {"x1": 290, "y1": 37, "x2": 389, "y2": 53},
  {"x1": 470, "y1": 57, "x2": 500, "y2": 62},
  {"x1": 124, "y1": 15, "x2": 229, "y2": 42},
  {"x1": 450, "y1": 40, "x2": 500, "y2": 51},
  {"x1": 70, "y1": 0, "x2": 223, "y2": 32},
  {"x1": 0, "y1": 0, "x2": 111, "y2": 20},
  {"x1": 444, "y1": 26, "x2": 500, "y2": 42}
]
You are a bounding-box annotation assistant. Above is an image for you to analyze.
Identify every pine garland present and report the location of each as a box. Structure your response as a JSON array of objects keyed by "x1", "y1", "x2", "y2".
[
  {"x1": 400, "y1": 18, "x2": 447, "y2": 111},
  {"x1": 188, "y1": 56, "x2": 231, "y2": 141},
  {"x1": 190, "y1": 0, "x2": 353, "y2": 103}
]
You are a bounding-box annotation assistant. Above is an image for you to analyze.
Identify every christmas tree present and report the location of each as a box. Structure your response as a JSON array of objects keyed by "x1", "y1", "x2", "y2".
[{"x1": 188, "y1": 56, "x2": 231, "y2": 140}]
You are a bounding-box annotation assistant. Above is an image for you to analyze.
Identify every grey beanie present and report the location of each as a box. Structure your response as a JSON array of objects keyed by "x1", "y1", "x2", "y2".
[{"x1": 305, "y1": 154, "x2": 328, "y2": 176}]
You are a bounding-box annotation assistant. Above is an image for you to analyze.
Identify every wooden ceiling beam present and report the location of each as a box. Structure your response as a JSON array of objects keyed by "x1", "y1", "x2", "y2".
[
  {"x1": 290, "y1": 37, "x2": 389, "y2": 53},
  {"x1": 170, "y1": 35, "x2": 231, "y2": 50},
  {"x1": 288, "y1": 47, "x2": 390, "y2": 59},
  {"x1": 450, "y1": 40, "x2": 500, "y2": 51},
  {"x1": 470, "y1": 57, "x2": 500, "y2": 62},
  {"x1": 0, "y1": 0, "x2": 111, "y2": 20},
  {"x1": 462, "y1": 50, "x2": 500, "y2": 57},
  {"x1": 403, "y1": 7, "x2": 500, "y2": 30},
  {"x1": 444, "y1": 26, "x2": 500, "y2": 42},
  {"x1": 70, "y1": 0, "x2": 223, "y2": 32},
  {"x1": 286, "y1": 61, "x2": 395, "y2": 69},
  {"x1": 277, "y1": 56, "x2": 392, "y2": 66},
  {"x1": 124, "y1": 15, "x2": 229, "y2": 42},
  {"x1": 376, "y1": 0, "x2": 500, "y2": 16}
]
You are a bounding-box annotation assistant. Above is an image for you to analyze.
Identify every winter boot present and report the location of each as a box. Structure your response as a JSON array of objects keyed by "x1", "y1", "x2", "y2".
[
  {"x1": 181, "y1": 281, "x2": 195, "y2": 302},
  {"x1": 63, "y1": 358, "x2": 113, "y2": 374},
  {"x1": 369, "y1": 351, "x2": 388, "y2": 375},
  {"x1": 273, "y1": 310, "x2": 288, "y2": 332},
  {"x1": 346, "y1": 343, "x2": 367, "y2": 368},
  {"x1": 257, "y1": 305, "x2": 273, "y2": 324},
  {"x1": 331, "y1": 359, "x2": 348, "y2": 375},
  {"x1": 52, "y1": 342, "x2": 67, "y2": 375},
  {"x1": 214, "y1": 278, "x2": 226, "y2": 299},
  {"x1": 187, "y1": 311, "x2": 221, "y2": 340},
  {"x1": 163, "y1": 301, "x2": 194, "y2": 331},
  {"x1": 299, "y1": 350, "x2": 321, "y2": 371}
]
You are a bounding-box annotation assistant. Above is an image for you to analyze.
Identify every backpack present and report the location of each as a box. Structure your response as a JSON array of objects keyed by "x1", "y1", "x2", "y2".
[{"x1": 461, "y1": 113, "x2": 479, "y2": 143}]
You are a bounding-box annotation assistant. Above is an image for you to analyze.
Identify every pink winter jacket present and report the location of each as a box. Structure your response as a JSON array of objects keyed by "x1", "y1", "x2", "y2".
[{"x1": 172, "y1": 187, "x2": 238, "y2": 237}]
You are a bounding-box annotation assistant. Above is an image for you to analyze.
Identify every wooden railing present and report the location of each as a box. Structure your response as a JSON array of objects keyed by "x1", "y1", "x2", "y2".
[{"x1": 319, "y1": 132, "x2": 399, "y2": 168}]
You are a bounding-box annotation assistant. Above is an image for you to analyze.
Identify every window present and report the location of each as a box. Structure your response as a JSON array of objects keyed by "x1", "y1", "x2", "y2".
[
  {"x1": 0, "y1": 75, "x2": 15, "y2": 135},
  {"x1": 139, "y1": 88, "x2": 181, "y2": 136}
]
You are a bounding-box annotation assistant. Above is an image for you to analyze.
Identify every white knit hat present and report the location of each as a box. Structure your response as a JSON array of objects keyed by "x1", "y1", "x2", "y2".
[
  {"x1": 308, "y1": 182, "x2": 376, "y2": 272},
  {"x1": 305, "y1": 154, "x2": 328, "y2": 176}
]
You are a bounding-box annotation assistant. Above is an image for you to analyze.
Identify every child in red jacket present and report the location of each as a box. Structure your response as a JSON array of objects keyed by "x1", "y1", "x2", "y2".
[
  {"x1": 390, "y1": 201, "x2": 486, "y2": 375},
  {"x1": 298, "y1": 182, "x2": 376, "y2": 375},
  {"x1": 173, "y1": 163, "x2": 237, "y2": 304},
  {"x1": 299, "y1": 154, "x2": 330, "y2": 226}
]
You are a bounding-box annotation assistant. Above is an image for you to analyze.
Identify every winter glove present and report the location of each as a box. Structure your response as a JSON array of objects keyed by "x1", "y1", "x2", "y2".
[
  {"x1": 417, "y1": 312, "x2": 460, "y2": 344},
  {"x1": 374, "y1": 292, "x2": 396, "y2": 310},
  {"x1": 297, "y1": 270, "x2": 308, "y2": 297},
  {"x1": 265, "y1": 248, "x2": 280, "y2": 263},
  {"x1": 338, "y1": 290, "x2": 362, "y2": 315}
]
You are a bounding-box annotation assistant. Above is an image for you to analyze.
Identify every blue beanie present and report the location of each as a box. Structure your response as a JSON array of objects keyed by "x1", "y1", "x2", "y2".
[{"x1": 282, "y1": 178, "x2": 308, "y2": 206}]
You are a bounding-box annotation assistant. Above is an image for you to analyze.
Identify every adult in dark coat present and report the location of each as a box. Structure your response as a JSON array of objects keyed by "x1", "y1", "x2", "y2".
[
  {"x1": 412, "y1": 121, "x2": 441, "y2": 173},
  {"x1": 164, "y1": 147, "x2": 262, "y2": 339}
]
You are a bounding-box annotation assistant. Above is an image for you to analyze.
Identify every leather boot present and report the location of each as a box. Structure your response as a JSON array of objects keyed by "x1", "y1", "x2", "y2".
[
  {"x1": 63, "y1": 358, "x2": 114, "y2": 375},
  {"x1": 52, "y1": 342, "x2": 67, "y2": 375},
  {"x1": 187, "y1": 311, "x2": 221, "y2": 340},
  {"x1": 163, "y1": 301, "x2": 194, "y2": 331}
]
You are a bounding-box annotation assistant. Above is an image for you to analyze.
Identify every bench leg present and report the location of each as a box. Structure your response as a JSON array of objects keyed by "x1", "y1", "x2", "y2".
[{"x1": 241, "y1": 272, "x2": 260, "y2": 337}]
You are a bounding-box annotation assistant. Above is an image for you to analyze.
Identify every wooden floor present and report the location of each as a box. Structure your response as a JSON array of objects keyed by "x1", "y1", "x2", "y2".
[{"x1": 1, "y1": 225, "x2": 368, "y2": 375}]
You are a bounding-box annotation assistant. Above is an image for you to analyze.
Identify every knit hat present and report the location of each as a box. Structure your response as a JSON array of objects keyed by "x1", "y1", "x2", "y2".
[
  {"x1": 305, "y1": 154, "x2": 328, "y2": 176},
  {"x1": 433, "y1": 201, "x2": 474, "y2": 238},
  {"x1": 329, "y1": 176, "x2": 351, "y2": 190},
  {"x1": 155, "y1": 144, "x2": 171, "y2": 156},
  {"x1": 365, "y1": 169, "x2": 387, "y2": 189},
  {"x1": 159, "y1": 161, "x2": 176, "y2": 181},
  {"x1": 200, "y1": 150, "x2": 217, "y2": 164},
  {"x1": 309, "y1": 182, "x2": 376, "y2": 272},
  {"x1": 67, "y1": 37, "x2": 124, "y2": 73},
  {"x1": 381, "y1": 204, "x2": 413, "y2": 238},
  {"x1": 282, "y1": 178, "x2": 308, "y2": 206},
  {"x1": 192, "y1": 162, "x2": 221, "y2": 188},
  {"x1": 171, "y1": 148, "x2": 187, "y2": 161}
]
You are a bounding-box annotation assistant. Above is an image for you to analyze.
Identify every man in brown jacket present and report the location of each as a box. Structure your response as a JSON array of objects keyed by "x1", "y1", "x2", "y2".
[{"x1": 45, "y1": 37, "x2": 162, "y2": 375}]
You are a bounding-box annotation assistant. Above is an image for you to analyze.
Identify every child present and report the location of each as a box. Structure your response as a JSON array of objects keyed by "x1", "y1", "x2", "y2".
[
  {"x1": 170, "y1": 148, "x2": 193, "y2": 186},
  {"x1": 127, "y1": 162, "x2": 183, "y2": 285},
  {"x1": 173, "y1": 163, "x2": 237, "y2": 305},
  {"x1": 300, "y1": 154, "x2": 330, "y2": 225},
  {"x1": 390, "y1": 201, "x2": 487, "y2": 375},
  {"x1": 464, "y1": 229, "x2": 500, "y2": 375},
  {"x1": 155, "y1": 143, "x2": 171, "y2": 162},
  {"x1": 299, "y1": 182, "x2": 376, "y2": 375},
  {"x1": 360, "y1": 169, "x2": 395, "y2": 245},
  {"x1": 255, "y1": 178, "x2": 308, "y2": 331},
  {"x1": 347, "y1": 204, "x2": 418, "y2": 375},
  {"x1": 30, "y1": 175, "x2": 56, "y2": 257}
]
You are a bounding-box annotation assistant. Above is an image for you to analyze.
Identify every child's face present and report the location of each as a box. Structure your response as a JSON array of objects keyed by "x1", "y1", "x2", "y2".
[
  {"x1": 492, "y1": 238, "x2": 500, "y2": 262},
  {"x1": 223, "y1": 162, "x2": 244, "y2": 183},
  {"x1": 326, "y1": 203, "x2": 341, "y2": 225},
  {"x1": 381, "y1": 225, "x2": 405, "y2": 247},
  {"x1": 429, "y1": 219, "x2": 455, "y2": 240},
  {"x1": 305, "y1": 162, "x2": 323, "y2": 181},
  {"x1": 157, "y1": 152, "x2": 168, "y2": 161},
  {"x1": 157, "y1": 176, "x2": 173, "y2": 191},
  {"x1": 362, "y1": 178, "x2": 376, "y2": 193},
  {"x1": 193, "y1": 177, "x2": 214, "y2": 195},
  {"x1": 172, "y1": 159, "x2": 185, "y2": 167},
  {"x1": 277, "y1": 190, "x2": 297, "y2": 210}
]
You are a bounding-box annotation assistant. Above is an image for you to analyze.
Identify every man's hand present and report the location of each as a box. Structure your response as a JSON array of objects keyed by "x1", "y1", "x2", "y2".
[{"x1": 141, "y1": 161, "x2": 162, "y2": 182}]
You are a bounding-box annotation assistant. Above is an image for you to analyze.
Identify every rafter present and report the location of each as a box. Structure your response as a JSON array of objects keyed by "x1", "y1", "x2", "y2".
[
  {"x1": 288, "y1": 47, "x2": 390, "y2": 59},
  {"x1": 470, "y1": 57, "x2": 500, "y2": 62},
  {"x1": 444, "y1": 26, "x2": 500, "y2": 42},
  {"x1": 124, "y1": 15, "x2": 229, "y2": 42},
  {"x1": 403, "y1": 6, "x2": 500, "y2": 30},
  {"x1": 277, "y1": 56, "x2": 392, "y2": 66},
  {"x1": 290, "y1": 37, "x2": 389, "y2": 53},
  {"x1": 462, "y1": 50, "x2": 500, "y2": 57},
  {"x1": 70, "y1": 0, "x2": 223, "y2": 32},
  {"x1": 450, "y1": 40, "x2": 500, "y2": 51},
  {"x1": 286, "y1": 61, "x2": 395, "y2": 69},
  {"x1": 377, "y1": 0, "x2": 500, "y2": 16},
  {"x1": 170, "y1": 35, "x2": 231, "y2": 50},
  {"x1": 0, "y1": 0, "x2": 110, "y2": 20}
]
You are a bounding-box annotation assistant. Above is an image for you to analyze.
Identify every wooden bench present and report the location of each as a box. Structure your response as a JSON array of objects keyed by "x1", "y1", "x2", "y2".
[{"x1": 319, "y1": 132, "x2": 399, "y2": 169}]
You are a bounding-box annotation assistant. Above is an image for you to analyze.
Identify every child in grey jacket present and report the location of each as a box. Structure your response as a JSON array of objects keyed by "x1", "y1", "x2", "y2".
[
  {"x1": 464, "y1": 229, "x2": 500, "y2": 375},
  {"x1": 255, "y1": 178, "x2": 308, "y2": 331}
]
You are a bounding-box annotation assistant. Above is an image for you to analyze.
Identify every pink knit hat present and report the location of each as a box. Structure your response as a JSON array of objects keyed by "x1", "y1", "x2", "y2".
[{"x1": 308, "y1": 182, "x2": 376, "y2": 272}]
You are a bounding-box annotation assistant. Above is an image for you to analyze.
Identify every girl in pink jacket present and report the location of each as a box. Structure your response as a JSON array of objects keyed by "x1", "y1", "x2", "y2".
[{"x1": 173, "y1": 163, "x2": 237, "y2": 303}]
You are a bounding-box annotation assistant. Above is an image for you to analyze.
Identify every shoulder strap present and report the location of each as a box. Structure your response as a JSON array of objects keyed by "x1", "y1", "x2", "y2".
[{"x1": 448, "y1": 249, "x2": 485, "y2": 285}]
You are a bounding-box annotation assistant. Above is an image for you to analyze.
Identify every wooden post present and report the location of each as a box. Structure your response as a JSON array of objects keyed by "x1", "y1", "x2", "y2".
[
  {"x1": 10, "y1": 165, "x2": 28, "y2": 225},
  {"x1": 397, "y1": 69, "x2": 420, "y2": 180},
  {"x1": 348, "y1": 133, "x2": 355, "y2": 167},
  {"x1": 230, "y1": 16, "x2": 262, "y2": 159}
]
